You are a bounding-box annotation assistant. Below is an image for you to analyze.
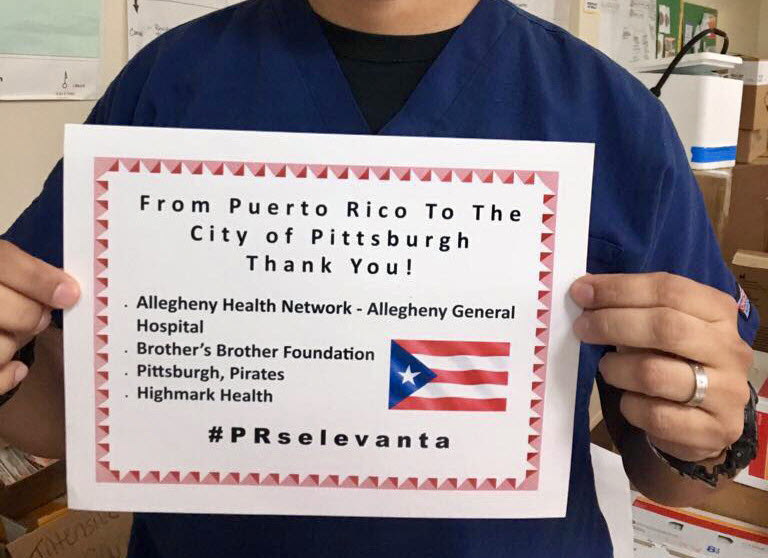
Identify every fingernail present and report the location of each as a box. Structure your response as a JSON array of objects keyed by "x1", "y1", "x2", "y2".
[
  {"x1": 570, "y1": 282, "x2": 595, "y2": 306},
  {"x1": 13, "y1": 363, "x2": 28, "y2": 386},
  {"x1": 34, "y1": 311, "x2": 51, "y2": 334},
  {"x1": 573, "y1": 314, "x2": 591, "y2": 338},
  {"x1": 52, "y1": 281, "x2": 80, "y2": 309}
]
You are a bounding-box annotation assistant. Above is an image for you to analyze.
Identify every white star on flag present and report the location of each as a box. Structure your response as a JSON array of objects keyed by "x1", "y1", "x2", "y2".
[{"x1": 398, "y1": 366, "x2": 420, "y2": 385}]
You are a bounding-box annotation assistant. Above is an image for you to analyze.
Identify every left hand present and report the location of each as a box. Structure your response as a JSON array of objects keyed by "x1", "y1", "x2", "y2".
[{"x1": 570, "y1": 272, "x2": 754, "y2": 463}]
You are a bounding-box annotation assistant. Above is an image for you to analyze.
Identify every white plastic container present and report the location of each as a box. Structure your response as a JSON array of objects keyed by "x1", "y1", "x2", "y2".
[{"x1": 633, "y1": 54, "x2": 744, "y2": 170}]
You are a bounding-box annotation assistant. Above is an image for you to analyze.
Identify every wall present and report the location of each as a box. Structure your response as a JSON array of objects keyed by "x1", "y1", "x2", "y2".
[
  {"x1": 575, "y1": 0, "x2": 764, "y2": 55},
  {"x1": 704, "y1": 0, "x2": 762, "y2": 55},
  {"x1": 761, "y1": 0, "x2": 768, "y2": 57},
  {"x1": 0, "y1": 1, "x2": 127, "y2": 232}
]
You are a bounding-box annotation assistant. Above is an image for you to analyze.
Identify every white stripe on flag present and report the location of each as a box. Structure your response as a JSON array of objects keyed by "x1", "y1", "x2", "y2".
[
  {"x1": 413, "y1": 383, "x2": 508, "y2": 399},
  {"x1": 413, "y1": 354, "x2": 509, "y2": 372}
]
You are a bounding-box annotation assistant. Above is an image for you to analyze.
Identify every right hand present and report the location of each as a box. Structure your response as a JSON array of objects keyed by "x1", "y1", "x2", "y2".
[{"x1": 0, "y1": 240, "x2": 80, "y2": 395}]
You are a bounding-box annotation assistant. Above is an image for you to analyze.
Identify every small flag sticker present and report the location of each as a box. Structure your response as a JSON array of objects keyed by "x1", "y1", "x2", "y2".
[{"x1": 738, "y1": 284, "x2": 751, "y2": 319}]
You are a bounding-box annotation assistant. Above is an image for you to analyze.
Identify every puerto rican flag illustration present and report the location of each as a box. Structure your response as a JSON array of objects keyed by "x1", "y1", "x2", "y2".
[{"x1": 389, "y1": 340, "x2": 510, "y2": 412}]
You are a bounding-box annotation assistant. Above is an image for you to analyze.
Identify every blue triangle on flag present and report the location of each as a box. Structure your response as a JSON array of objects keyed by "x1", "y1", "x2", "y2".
[{"x1": 388, "y1": 340, "x2": 437, "y2": 409}]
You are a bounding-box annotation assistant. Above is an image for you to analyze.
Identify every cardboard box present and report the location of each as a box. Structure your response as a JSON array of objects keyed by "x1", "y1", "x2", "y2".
[
  {"x1": 731, "y1": 251, "x2": 768, "y2": 352},
  {"x1": 730, "y1": 58, "x2": 768, "y2": 130},
  {"x1": 5, "y1": 510, "x2": 132, "y2": 558},
  {"x1": 720, "y1": 160, "x2": 768, "y2": 264},
  {"x1": 698, "y1": 480, "x2": 768, "y2": 529},
  {"x1": 0, "y1": 459, "x2": 65, "y2": 520},
  {"x1": 633, "y1": 492, "x2": 768, "y2": 557},
  {"x1": 693, "y1": 169, "x2": 732, "y2": 245},
  {"x1": 737, "y1": 128, "x2": 768, "y2": 163},
  {"x1": 740, "y1": 85, "x2": 768, "y2": 130}
]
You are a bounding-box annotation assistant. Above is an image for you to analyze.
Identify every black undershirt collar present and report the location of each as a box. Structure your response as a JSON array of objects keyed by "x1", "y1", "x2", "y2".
[{"x1": 319, "y1": 17, "x2": 458, "y2": 132}]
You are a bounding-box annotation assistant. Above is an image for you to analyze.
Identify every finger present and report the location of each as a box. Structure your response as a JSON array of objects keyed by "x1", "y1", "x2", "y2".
[
  {"x1": 575, "y1": 308, "x2": 724, "y2": 366},
  {"x1": 0, "y1": 240, "x2": 80, "y2": 309},
  {"x1": 0, "y1": 332, "x2": 19, "y2": 365},
  {"x1": 0, "y1": 283, "x2": 50, "y2": 335},
  {"x1": 601, "y1": 352, "x2": 748, "y2": 414},
  {"x1": 570, "y1": 273, "x2": 736, "y2": 322},
  {"x1": 600, "y1": 352, "x2": 698, "y2": 403},
  {"x1": 648, "y1": 436, "x2": 724, "y2": 463},
  {"x1": 620, "y1": 392, "x2": 735, "y2": 455},
  {"x1": 0, "y1": 361, "x2": 28, "y2": 395}
]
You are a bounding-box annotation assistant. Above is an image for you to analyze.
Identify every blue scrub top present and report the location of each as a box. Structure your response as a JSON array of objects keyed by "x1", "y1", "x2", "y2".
[{"x1": 3, "y1": 0, "x2": 759, "y2": 556}]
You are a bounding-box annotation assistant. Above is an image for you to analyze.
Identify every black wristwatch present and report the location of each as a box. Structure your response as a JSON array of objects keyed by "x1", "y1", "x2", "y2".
[
  {"x1": 0, "y1": 341, "x2": 36, "y2": 408},
  {"x1": 650, "y1": 382, "x2": 759, "y2": 488}
]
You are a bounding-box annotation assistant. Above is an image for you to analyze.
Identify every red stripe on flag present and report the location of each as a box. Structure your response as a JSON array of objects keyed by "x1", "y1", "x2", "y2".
[
  {"x1": 431, "y1": 370, "x2": 509, "y2": 386},
  {"x1": 394, "y1": 397, "x2": 507, "y2": 412},
  {"x1": 394, "y1": 340, "x2": 510, "y2": 357}
]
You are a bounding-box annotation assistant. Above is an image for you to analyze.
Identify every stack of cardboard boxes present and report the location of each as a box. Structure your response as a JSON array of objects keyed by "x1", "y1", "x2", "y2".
[
  {"x1": 721, "y1": 58, "x2": 768, "y2": 355},
  {"x1": 726, "y1": 58, "x2": 768, "y2": 359},
  {"x1": 735, "y1": 58, "x2": 768, "y2": 164},
  {"x1": 610, "y1": 58, "x2": 768, "y2": 553},
  {"x1": 695, "y1": 57, "x2": 768, "y2": 354},
  {"x1": 683, "y1": 55, "x2": 768, "y2": 540}
]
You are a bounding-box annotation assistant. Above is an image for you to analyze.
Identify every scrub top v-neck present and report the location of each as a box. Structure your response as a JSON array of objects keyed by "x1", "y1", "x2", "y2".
[
  {"x1": 272, "y1": 0, "x2": 511, "y2": 137},
  {"x1": 1, "y1": 0, "x2": 758, "y2": 556},
  {"x1": 319, "y1": 18, "x2": 457, "y2": 133}
]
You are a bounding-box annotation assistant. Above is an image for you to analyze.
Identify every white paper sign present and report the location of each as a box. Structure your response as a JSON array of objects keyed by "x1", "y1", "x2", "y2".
[{"x1": 64, "y1": 125, "x2": 593, "y2": 518}]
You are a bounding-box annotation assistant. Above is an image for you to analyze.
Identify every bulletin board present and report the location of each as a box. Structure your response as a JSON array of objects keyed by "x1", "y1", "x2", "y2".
[
  {"x1": 682, "y1": 3, "x2": 718, "y2": 53},
  {"x1": 656, "y1": 0, "x2": 681, "y2": 58}
]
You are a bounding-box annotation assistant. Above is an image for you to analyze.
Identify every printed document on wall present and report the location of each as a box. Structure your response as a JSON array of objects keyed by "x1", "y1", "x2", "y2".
[
  {"x1": 598, "y1": 0, "x2": 657, "y2": 67},
  {"x1": 0, "y1": 0, "x2": 101, "y2": 100},
  {"x1": 128, "y1": 0, "x2": 236, "y2": 59}
]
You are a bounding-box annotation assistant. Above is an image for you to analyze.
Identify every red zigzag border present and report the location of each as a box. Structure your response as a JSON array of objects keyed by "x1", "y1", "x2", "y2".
[{"x1": 92, "y1": 158, "x2": 559, "y2": 492}]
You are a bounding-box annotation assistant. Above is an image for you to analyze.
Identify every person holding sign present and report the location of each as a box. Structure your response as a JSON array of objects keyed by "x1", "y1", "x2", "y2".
[{"x1": 0, "y1": 0, "x2": 759, "y2": 556}]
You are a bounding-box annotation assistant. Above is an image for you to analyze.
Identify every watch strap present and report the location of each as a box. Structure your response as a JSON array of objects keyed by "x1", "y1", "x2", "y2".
[{"x1": 651, "y1": 382, "x2": 759, "y2": 488}]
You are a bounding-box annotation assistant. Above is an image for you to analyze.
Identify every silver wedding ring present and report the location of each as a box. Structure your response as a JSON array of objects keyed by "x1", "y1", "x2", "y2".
[{"x1": 685, "y1": 362, "x2": 708, "y2": 408}]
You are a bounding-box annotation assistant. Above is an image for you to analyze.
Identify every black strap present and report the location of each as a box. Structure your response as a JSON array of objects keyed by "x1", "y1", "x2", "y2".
[{"x1": 652, "y1": 382, "x2": 758, "y2": 487}]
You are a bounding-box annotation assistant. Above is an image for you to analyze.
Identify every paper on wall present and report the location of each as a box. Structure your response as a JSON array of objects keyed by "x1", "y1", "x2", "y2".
[
  {"x1": 658, "y1": 4, "x2": 671, "y2": 34},
  {"x1": 0, "y1": 0, "x2": 101, "y2": 100},
  {"x1": 128, "y1": 0, "x2": 236, "y2": 59},
  {"x1": 598, "y1": 0, "x2": 658, "y2": 67}
]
